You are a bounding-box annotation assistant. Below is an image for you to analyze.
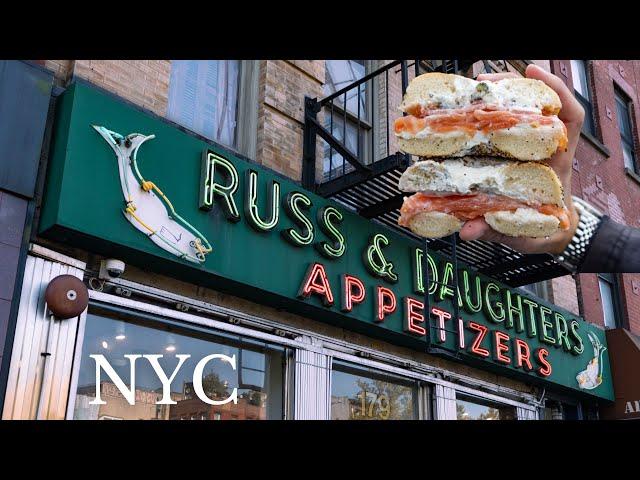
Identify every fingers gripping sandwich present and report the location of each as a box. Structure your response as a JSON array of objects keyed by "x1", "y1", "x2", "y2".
[
  {"x1": 394, "y1": 73, "x2": 568, "y2": 160},
  {"x1": 396, "y1": 72, "x2": 571, "y2": 239}
]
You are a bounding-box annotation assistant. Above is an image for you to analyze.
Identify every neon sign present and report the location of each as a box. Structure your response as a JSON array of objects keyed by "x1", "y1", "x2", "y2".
[{"x1": 41, "y1": 83, "x2": 613, "y2": 400}]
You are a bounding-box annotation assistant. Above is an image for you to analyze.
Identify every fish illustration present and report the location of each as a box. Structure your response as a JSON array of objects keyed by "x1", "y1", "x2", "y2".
[
  {"x1": 93, "y1": 125, "x2": 212, "y2": 264},
  {"x1": 576, "y1": 331, "x2": 607, "y2": 390}
]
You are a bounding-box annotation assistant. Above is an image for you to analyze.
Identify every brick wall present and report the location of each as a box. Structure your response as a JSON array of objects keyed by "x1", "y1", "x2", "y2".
[
  {"x1": 549, "y1": 275, "x2": 580, "y2": 316},
  {"x1": 255, "y1": 60, "x2": 324, "y2": 181},
  {"x1": 74, "y1": 60, "x2": 170, "y2": 117},
  {"x1": 550, "y1": 60, "x2": 640, "y2": 335}
]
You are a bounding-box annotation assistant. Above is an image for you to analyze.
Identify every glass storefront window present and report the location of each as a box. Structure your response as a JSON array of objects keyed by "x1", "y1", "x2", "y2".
[
  {"x1": 330, "y1": 360, "x2": 420, "y2": 420},
  {"x1": 455, "y1": 394, "x2": 517, "y2": 420},
  {"x1": 72, "y1": 310, "x2": 286, "y2": 420}
]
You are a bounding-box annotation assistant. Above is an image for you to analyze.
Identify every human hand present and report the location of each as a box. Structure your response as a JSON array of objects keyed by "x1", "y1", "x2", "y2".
[{"x1": 458, "y1": 64, "x2": 583, "y2": 254}]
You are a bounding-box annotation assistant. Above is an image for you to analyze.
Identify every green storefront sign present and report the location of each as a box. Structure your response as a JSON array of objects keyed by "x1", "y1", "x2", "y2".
[{"x1": 40, "y1": 82, "x2": 614, "y2": 401}]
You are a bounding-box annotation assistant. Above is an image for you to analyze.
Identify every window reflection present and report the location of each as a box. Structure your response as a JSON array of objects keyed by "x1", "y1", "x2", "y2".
[
  {"x1": 331, "y1": 361, "x2": 418, "y2": 420},
  {"x1": 167, "y1": 60, "x2": 240, "y2": 148},
  {"x1": 73, "y1": 312, "x2": 285, "y2": 420},
  {"x1": 456, "y1": 394, "x2": 516, "y2": 420}
]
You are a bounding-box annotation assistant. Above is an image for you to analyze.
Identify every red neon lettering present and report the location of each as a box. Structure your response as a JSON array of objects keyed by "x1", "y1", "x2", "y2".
[
  {"x1": 431, "y1": 307, "x2": 451, "y2": 343},
  {"x1": 458, "y1": 318, "x2": 465, "y2": 349},
  {"x1": 493, "y1": 331, "x2": 511, "y2": 364},
  {"x1": 298, "y1": 263, "x2": 334, "y2": 306},
  {"x1": 376, "y1": 286, "x2": 397, "y2": 323},
  {"x1": 536, "y1": 348, "x2": 553, "y2": 377},
  {"x1": 404, "y1": 297, "x2": 425, "y2": 336},
  {"x1": 341, "y1": 274, "x2": 365, "y2": 312},
  {"x1": 514, "y1": 339, "x2": 533, "y2": 371},
  {"x1": 467, "y1": 322, "x2": 490, "y2": 357}
]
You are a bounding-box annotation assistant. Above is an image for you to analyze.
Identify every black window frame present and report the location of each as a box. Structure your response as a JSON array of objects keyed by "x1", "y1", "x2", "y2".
[
  {"x1": 597, "y1": 272, "x2": 625, "y2": 329},
  {"x1": 614, "y1": 87, "x2": 639, "y2": 174},
  {"x1": 570, "y1": 60, "x2": 597, "y2": 138},
  {"x1": 322, "y1": 60, "x2": 374, "y2": 183}
]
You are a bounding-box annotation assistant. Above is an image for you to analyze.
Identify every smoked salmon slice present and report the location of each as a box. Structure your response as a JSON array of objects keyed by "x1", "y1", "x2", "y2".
[
  {"x1": 394, "y1": 110, "x2": 561, "y2": 136},
  {"x1": 398, "y1": 192, "x2": 570, "y2": 230}
]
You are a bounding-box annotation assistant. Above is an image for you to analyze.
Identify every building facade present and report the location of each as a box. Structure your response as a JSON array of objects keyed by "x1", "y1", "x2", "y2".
[{"x1": 0, "y1": 59, "x2": 635, "y2": 421}]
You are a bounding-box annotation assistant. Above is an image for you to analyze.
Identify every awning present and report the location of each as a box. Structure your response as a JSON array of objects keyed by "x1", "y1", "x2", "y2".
[{"x1": 600, "y1": 328, "x2": 640, "y2": 420}]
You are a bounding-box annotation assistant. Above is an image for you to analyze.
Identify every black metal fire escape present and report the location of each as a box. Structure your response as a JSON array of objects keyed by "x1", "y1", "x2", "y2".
[{"x1": 302, "y1": 60, "x2": 571, "y2": 352}]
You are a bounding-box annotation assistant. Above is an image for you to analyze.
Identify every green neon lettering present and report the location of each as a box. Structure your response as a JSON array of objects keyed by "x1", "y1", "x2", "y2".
[
  {"x1": 483, "y1": 282, "x2": 505, "y2": 323},
  {"x1": 315, "y1": 206, "x2": 345, "y2": 259},
  {"x1": 281, "y1": 192, "x2": 314, "y2": 246},
  {"x1": 462, "y1": 270, "x2": 482, "y2": 313},
  {"x1": 569, "y1": 320, "x2": 584, "y2": 355},
  {"x1": 437, "y1": 262, "x2": 454, "y2": 302},
  {"x1": 522, "y1": 298, "x2": 539, "y2": 338},
  {"x1": 199, "y1": 151, "x2": 240, "y2": 222},
  {"x1": 364, "y1": 234, "x2": 398, "y2": 283},
  {"x1": 539, "y1": 305, "x2": 556, "y2": 345},
  {"x1": 436, "y1": 261, "x2": 463, "y2": 306},
  {"x1": 504, "y1": 290, "x2": 525, "y2": 332},
  {"x1": 554, "y1": 312, "x2": 571, "y2": 352},
  {"x1": 244, "y1": 169, "x2": 280, "y2": 232},
  {"x1": 413, "y1": 248, "x2": 438, "y2": 295}
]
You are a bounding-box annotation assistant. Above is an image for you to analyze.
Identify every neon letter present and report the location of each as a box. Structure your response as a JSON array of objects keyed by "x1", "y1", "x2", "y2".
[
  {"x1": 413, "y1": 248, "x2": 438, "y2": 295},
  {"x1": 315, "y1": 206, "x2": 346, "y2": 259},
  {"x1": 245, "y1": 169, "x2": 280, "y2": 232},
  {"x1": 375, "y1": 286, "x2": 397, "y2": 323},
  {"x1": 403, "y1": 297, "x2": 425, "y2": 336},
  {"x1": 298, "y1": 262, "x2": 334, "y2": 306},
  {"x1": 431, "y1": 307, "x2": 452, "y2": 343},
  {"x1": 281, "y1": 192, "x2": 314, "y2": 246},
  {"x1": 341, "y1": 274, "x2": 366, "y2": 312},
  {"x1": 514, "y1": 339, "x2": 533, "y2": 371},
  {"x1": 484, "y1": 282, "x2": 505, "y2": 323},
  {"x1": 493, "y1": 331, "x2": 511, "y2": 364},
  {"x1": 199, "y1": 151, "x2": 240, "y2": 222},
  {"x1": 467, "y1": 322, "x2": 490, "y2": 358},
  {"x1": 536, "y1": 348, "x2": 553, "y2": 377}
]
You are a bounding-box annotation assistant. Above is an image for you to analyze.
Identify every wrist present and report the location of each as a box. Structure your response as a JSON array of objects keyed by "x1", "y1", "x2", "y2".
[{"x1": 552, "y1": 197, "x2": 604, "y2": 272}]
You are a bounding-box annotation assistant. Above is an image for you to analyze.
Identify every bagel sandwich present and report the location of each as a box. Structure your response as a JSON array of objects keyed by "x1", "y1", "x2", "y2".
[
  {"x1": 397, "y1": 158, "x2": 571, "y2": 238},
  {"x1": 394, "y1": 73, "x2": 568, "y2": 161}
]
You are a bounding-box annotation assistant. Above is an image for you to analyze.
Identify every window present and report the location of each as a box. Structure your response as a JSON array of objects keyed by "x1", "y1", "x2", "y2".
[
  {"x1": 519, "y1": 281, "x2": 550, "y2": 301},
  {"x1": 598, "y1": 273, "x2": 624, "y2": 329},
  {"x1": 72, "y1": 310, "x2": 286, "y2": 420},
  {"x1": 322, "y1": 60, "x2": 372, "y2": 182},
  {"x1": 570, "y1": 60, "x2": 596, "y2": 137},
  {"x1": 167, "y1": 60, "x2": 258, "y2": 156},
  {"x1": 614, "y1": 88, "x2": 638, "y2": 173},
  {"x1": 540, "y1": 401, "x2": 582, "y2": 420},
  {"x1": 455, "y1": 393, "x2": 517, "y2": 420},
  {"x1": 330, "y1": 360, "x2": 420, "y2": 420}
]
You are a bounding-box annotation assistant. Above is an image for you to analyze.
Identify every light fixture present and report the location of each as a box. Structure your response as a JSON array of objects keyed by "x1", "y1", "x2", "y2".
[
  {"x1": 101, "y1": 340, "x2": 109, "y2": 349},
  {"x1": 115, "y1": 322, "x2": 126, "y2": 341},
  {"x1": 165, "y1": 333, "x2": 176, "y2": 352}
]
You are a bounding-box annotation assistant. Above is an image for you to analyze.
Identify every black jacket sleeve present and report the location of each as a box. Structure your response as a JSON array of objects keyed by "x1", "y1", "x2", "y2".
[{"x1": 578, "y1": 216, "x2": 640, "y2": 273}]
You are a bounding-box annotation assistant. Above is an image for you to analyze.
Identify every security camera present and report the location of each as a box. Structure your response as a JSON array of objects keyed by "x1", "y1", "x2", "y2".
[{"x1": 99, "y1": 259, "x2": 126, "y2": 280}]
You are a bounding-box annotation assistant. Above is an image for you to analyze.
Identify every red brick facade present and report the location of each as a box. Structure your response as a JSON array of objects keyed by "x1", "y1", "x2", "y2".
[{"x1": 550, "y1": 60, "x2": 640, "y2": 335}]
